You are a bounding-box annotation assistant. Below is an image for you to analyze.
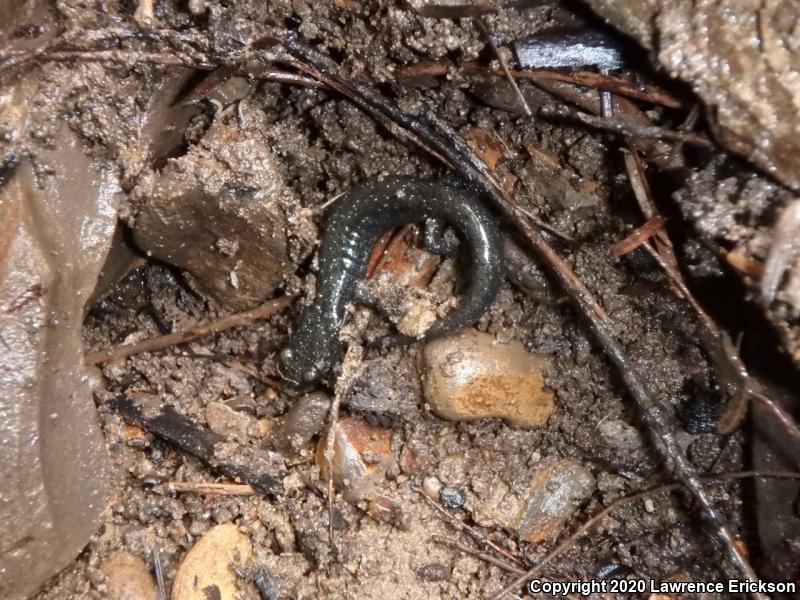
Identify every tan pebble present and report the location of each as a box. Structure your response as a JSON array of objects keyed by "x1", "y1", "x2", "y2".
[
  {"x1": 205, "y1": 402, "x2": 257, "y2": 443},
  {"x1": 421, "y1": 328, "x2": 554, "y2": 429},
  {"x1": 316, "y1": 416, "x2": 394, "y2": 502},
  {"x1": 422, "y1": 476, "x2": 442, "y2": 499},
  {"x1": 257, "y1": 418, "x2": 272, "y2": 438},
  {"x1": 124, "y1": 423, "x2": 147, "y2": 441},
  {"x1": 171, "y1": 523, "x2": 251, "y2": 600},
  {"x1": 101, "y1": 551, "x2": 157, "y2": 600}
]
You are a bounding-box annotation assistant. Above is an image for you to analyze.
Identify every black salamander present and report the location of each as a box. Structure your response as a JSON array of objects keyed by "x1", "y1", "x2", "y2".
[{"x1": 279, "y1": 177, "x2": 502, "y2": 384}]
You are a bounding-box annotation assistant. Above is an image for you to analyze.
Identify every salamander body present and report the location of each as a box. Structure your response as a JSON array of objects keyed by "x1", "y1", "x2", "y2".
[{"x1": 280, "y1": 177, "x2": 502, "y2": 384}]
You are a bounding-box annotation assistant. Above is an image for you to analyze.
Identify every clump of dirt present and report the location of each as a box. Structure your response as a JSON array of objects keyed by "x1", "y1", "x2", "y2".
[{"x1": 1, "y1": 1, "x2": 797, "y2": 599}]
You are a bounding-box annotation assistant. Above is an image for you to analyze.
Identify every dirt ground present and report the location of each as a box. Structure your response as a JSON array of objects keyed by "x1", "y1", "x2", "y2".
[{"x1": 2, "y1": 1, "x2": 799, "y2": 599}]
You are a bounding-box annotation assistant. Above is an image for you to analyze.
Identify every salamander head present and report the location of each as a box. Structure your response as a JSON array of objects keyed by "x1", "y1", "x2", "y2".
[{"x1": 279, "y1": 312, "x2": 341, "y2": 385}]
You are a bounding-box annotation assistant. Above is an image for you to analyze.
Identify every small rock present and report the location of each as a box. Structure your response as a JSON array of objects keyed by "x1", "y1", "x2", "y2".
[
  {"x1": 679, "y1": 400, "x2": 720, "y2": 434},
  {"x1": 421, "y1": 329, "x2": 554, "y2": 429},
  {"x1": 205, "y1": 402, "x2": 258, "y2": 443},
  {"x1": 316, "y1": 416, "x2": 395, "y2": 502},
  {"x1": 100, "y1": 551, "x2": 157, "y2": 600},
  {"x1": 399, "y1": 445, "x2": 426, "y2": 474},
  {"x1": 345, "y1": 353, "x2": 422, "y2": 424},
  {"x1": 596, "y1": 472, "x2": 627, "y2": 503},
  {"x1": 440, "y1": 487, "x2": 466, "y2": 509},
  {"x1": 222, "y1": 394, "x2": 257, "y2": 415},
  {"x1": 512, "y1": 460, "x2": 595, "y2": 543},
  {"x1": 417, "y1": 562, "x2": 451, "y2": 582},
  {"x1": 253, "y1": 567, "x2": 280, "y2": 600},
  {"x1": 204, "y1": 76, "x2": 252, "y2": 109},
  {"x1": 597, "y1": 419, "x2": 645, "y2": 451},
  {"x1": 367, "y1": 495, "x2": 408, "y2": 529},
  {"x1": 269, "y1": 392, "x2": 330, "y2": 455},
  {"x1": 171, "y1": 523, "x2": 252, "y2": 600},
  {"x1": 257, "y1": 553, "x2": 310, "y2": 600},
  {"x1": 422, "y1": 476, "x2": 443, "y2": 499},
  {"x1": 133, "y1": 121, "x2": 314, "y2": 310}
]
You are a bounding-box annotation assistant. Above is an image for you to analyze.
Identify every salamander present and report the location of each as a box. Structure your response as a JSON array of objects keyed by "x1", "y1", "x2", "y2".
[{"x1": 279, "y1": 177, "x2": 502, "y2": 384}]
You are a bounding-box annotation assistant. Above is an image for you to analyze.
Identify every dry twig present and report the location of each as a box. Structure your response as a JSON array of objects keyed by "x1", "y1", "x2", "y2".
[
  {"x1": 394, "y1": 60, "x2": 684, "y2": 109},
  {"x1": 153, "y1": 546, "x2": 166, "y2": 600},
  {"x1": 540, "y1": 104, "x2": 712, "y2": 147},
  {"x1": 158, "y1": 481, "x2": 257, "y2": 496},
  {"x1": 609, "y1": 215, "x2": 666, "y2": 258},
  {"x1": 323, "y1": 344, "x2": 366, "y2": 546}
]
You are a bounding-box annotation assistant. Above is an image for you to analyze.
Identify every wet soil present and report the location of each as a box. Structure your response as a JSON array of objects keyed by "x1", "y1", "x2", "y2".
[{"x1": 6, "y1": 1, "x2": 797, "y2": 598}]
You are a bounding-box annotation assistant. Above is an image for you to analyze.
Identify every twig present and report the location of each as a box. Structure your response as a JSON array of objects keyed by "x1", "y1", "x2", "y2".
[
  {"x1": 510, "y1": 203, "x2": 574, "y2": 244},
  {"x1": 431, "y1": 535, "x2": 525, "y2": 575},
  {"x1": 250, "y1": 64, "x2": 327, "y2": 88},
  {"x1": 84, "y1": 295, "x2": 292, "y2": 365},
  {"x1": 609, "y1": 215, "x2": 666, "y2": 258},
  {"x1": 416, "y1": 488, "x2": 525, "y2": 568},
  {"x1": 39, "y1": 48, "x2": 214, "y2": 69},
  {"x1": 622, "y1": 149, "x2": 679, "y2": 262},
  {"x1": 324, "y1": 344, "x2": 365, "y2": 546},
  {"x1": 395, "y1": 61, "x2": 684, "y2": 109},
  {"x1": 153, "y1": 546, "x2": 166, "y2": 600},
  {"x1": 540, "y1": 104, "x2": 712, "y2": 147},
  {"x1": 0, "y1": 26, "x2": 222, "y2": 74},
  {"x1": 474, "y1": 19, "x2": 531, "y2": 117},
  {"x1": 157, "y1": 481, "x2": 257, "y2": 496}
]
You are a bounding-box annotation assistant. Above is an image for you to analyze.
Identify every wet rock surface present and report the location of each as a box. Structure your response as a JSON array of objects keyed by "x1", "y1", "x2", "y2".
[
  {"x1": 316, "y1": 416, "x2": 396, "y2": 503},
  {"x1": 132, "y1": 120, "x2": 313, "y2": 311},
  {"x1": 267, "y1": 391, "x2": 331, "y2": 457},
  {"x1": 0, "y1": 133, "x2": 115, "y2": 599},
  {"x1": 510, "y1": 460, "x2": 596, "y2": 543},
  {"x1": 421, "y1": 328, "x2": 554, "y2": 428},
  {"x1": 471, "y1": 459, "x2": 596, "y2": 544}
]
